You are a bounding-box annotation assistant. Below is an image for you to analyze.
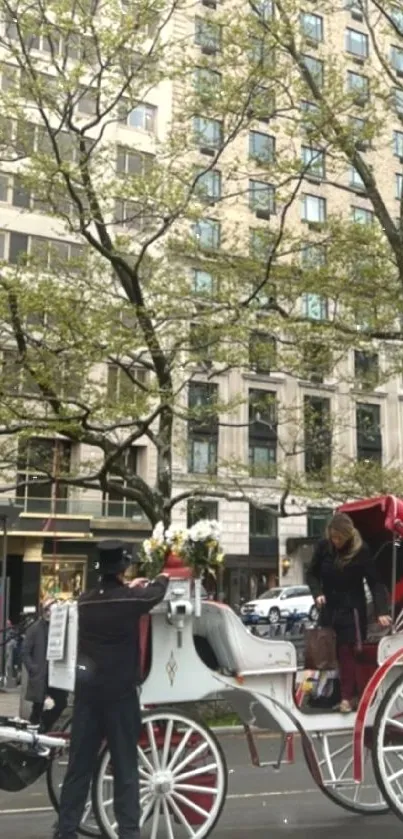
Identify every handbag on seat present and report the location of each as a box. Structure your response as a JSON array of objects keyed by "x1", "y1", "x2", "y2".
[{"x1": 304, "y1": 626, "x2": 338, "y2": 671}]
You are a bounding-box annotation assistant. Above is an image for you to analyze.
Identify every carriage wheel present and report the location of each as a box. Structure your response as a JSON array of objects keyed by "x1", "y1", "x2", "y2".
[
  {"x1": 303, "y1": 731, "x2": 388, "y2": 814},
  {"x1": 46, "y1": 716, "x2": 100, "y2": 837},
  {"x1": 92, "y1": 707, "x2": 228, "y2": 839},
  {"x1": 372, "y1": 670, "x2": 403, "y2": 821}
]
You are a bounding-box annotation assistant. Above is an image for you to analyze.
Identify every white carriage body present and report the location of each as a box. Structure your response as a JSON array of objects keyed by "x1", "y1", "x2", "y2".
[{"x1": 46, "y1": 579, "x2": 403, "y2": 738}]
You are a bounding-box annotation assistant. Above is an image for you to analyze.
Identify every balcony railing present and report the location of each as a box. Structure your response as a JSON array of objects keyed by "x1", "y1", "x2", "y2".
[{"x1": 12, "y1": 495, "x2": 149, "y2": 522}]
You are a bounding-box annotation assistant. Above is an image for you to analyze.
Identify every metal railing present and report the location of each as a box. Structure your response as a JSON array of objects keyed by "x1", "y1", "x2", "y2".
[{"x1": 9, "y1": 495, "x2": 149, "y2": 522}]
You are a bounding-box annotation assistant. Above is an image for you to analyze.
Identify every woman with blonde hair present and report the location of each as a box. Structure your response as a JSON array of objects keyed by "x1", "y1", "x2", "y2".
[{"x1": 307, "y1": 512, "x2": 391, "y2": 713}]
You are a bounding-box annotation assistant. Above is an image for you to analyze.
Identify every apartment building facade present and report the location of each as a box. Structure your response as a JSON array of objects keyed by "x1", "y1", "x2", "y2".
[{"x1": 0, "y1": 0, "x2": 402, "y2": 615}]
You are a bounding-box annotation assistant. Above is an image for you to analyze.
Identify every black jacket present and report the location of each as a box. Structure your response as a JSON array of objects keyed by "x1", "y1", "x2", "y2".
[
  {"x1": 22, "y1": 618, "x2": 49, "y2": 703},
  {"x1": 75, "y1": 575, "x2": 169, "y2": 700},
  {"x1": 306, "y1": 539, "x2": 389, "y2": 644}
]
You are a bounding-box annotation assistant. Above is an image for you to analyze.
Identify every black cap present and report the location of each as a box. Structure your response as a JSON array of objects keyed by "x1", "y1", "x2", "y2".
[{"x1": 97, "y1": 540, "x2": 133, "y2": 574}]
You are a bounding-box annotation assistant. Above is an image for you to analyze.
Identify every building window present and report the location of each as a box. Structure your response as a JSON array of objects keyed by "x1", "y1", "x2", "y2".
[
  {"x1": 188, "y1": 438, "x2": 218, "y2": 474},
  {"x1": 352, "y1": 206, "x2": 374, "y2": 224},
  {"x1": 347, "y1": 71, "x2": 369, "y2": 103},
  {"x1": 301, "y1": 243, "x2": 326, "y2": 267},
  {"x1": 249, "y1": 131, "x2": 275, "y2": 163},
  {"x1": 391, "y1": 6, "x2": 403, "y2": 33},
  {"x1": 302, "y1": 341, "x2": 331, "y2": 384},
  {"x1": 301, "y1": 194, "x2": 326, "y2": 223},
  {"x1": 301, "y1": 12, "x2": 323, "y2": 42},
  {"x1": 125, "y1": 103, "x2": 157, "y2": 133},
  {"x1": 252, "y1": 0, "x2": 274, "y2": 20},
  {"x1": 396, "y1": 173, "x2": 402, "y2": 199},
  {"x1": 249, "y1": 228, "x2": 274, "y2": 261},
  {"x1": 349, "y1": 116, "x2": 370, "y2": 149},
  {"x1": 188, "y1": 382, "x2": 218, "y2": 474},
  {"x1": 394, "y1": 131, "x2": 403, "y2": 157},
  {"x1": 249, "y1": 504, "x2": 278, "y2": 538},
  {"x1": 193, "y1": 116, "x2": 222, "y2": 150},
  {"x1": 8, "y1": 231, "x2": 28, "y2": 264},
  {"x1": 356, "y1": 403, "x2": 382, "y2": 463},
  {"x1": 114, "y1": 200, "x2": 145, "y2": 232},
  {"x1": 194, "y1": 18, "x2": 221, "y2": 53},
  {"x1": 195, "y1": 169, "x2": 222, "y2": 202},
  {"x1": 16, "y1": 437, "x2": 71, "y2": 514},
  {"x1": 394, "y1": 87, "x2": 403, "y2": 115},
  {"x1": 346, "y1": 28, "x2": 369, "y2": 58},
  {"x1": 249, "y1": 180, "x2": 276, "y2": 215},
  {"x1": 302, "y1": 55, "x2": 324, "y2": 87},
  {"x1": 300, "y1": 100, "x2": 320, "y2": 134},
  {"x1": 349, "y1": 165, "x2": 365, "y2": 190},
  {"x1": 193, "y1": 269, "x2": 214, "y2": 294},
  {"x1": 77, "y1": 88, "x2": 97, "y2": 116},
  {"x1": 345, "y1": 0, "x2": 366, "y2": 17},
  {"x1": 248, "y1": 389, "x2": 277, "y2": 478},
  {"x1": 12, "y1": 176, "x2": 31, "y2": 208},
  {"x1": 391, "y1": 46, "x2": 403, "y2": 74},
  {"x1": 307, "y1": 507, "x2": 333, "y2": 539},
  {"x1": 302, "y1": 293, "x2": 328, "y2": 320},
  {"x1": 301, "y1": 145, "x2": 325, "y2": 178},
  {"x1": 116, "y1": 147, "x2": 153, "y2": 175},
  {"x1": 187, "y1": 499, "x2": 218, "y2": 527},
  {"x1": 102, "y1": 449, "x2": 140, "y2": 518},
  {"x1": 194, "y1": 67, "x2": 222, "y2": 95},
  {"x1": 30, "y1": 237, "x2": 84, "y2": 273},
  {"x1": 106, "y1": 363, "x2": 145, "y2": 403},
  {"x1": 304, "y1": 395, "x2": 331, "y2": 475},
  {"x1": 249, "y1": 332, "x2": 276, "y2": 373},
  {"x1": 354, "y1": 350, "x2": 379, "y2": 389},
  {"x1": 193, "y1": 218, "x2": 220, "y2": 249}
]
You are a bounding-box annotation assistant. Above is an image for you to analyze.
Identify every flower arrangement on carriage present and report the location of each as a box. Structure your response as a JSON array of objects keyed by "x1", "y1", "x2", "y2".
[{"x1": 139, "y1": 518, "x2": 225, "y2": 579}]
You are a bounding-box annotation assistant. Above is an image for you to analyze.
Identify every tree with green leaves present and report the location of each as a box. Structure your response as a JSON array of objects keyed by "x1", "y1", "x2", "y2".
[{"x1": 0, "y1": 0, "x2": 402, "y2": 528}]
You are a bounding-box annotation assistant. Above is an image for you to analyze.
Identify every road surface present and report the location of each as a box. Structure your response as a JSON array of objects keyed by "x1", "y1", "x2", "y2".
[{"x1": 0, "y1": 733, "x2": 402, "y2": 838}]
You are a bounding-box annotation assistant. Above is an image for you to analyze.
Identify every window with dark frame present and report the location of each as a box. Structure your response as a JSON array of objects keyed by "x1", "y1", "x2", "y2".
[
  {"x1": 188, "y1": 382, "x2": 219, "y2": 475},
  {"x1": 354, "y1": 350, "x2": 379, "y2": 389},
  {"x1": 102, "y1": 448, "x2": 140, "y2": 519},
  {"x1": 187, "y1": 499, "x2": 219, "y2": 527},
  {"x1": 304, "y1": 395, "x2": 331, "y2": 475},
  {"x1": 16, "y1": 437, "x2": 71, "y2": 514},
  {"x1": 248, "y1": 388, "x2": 277, "y2": 478},
  {"x1": 249, "y1": 503, "x2": 278, "y2": 538},
  {"x1": 356, "y1": 402, "x2": 382, "y2": 463}
]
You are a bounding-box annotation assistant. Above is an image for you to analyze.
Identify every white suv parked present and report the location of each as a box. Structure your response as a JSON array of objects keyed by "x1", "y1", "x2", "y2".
[{"x1": 241, "y1": 585, "x2": 317, "y2": 625}]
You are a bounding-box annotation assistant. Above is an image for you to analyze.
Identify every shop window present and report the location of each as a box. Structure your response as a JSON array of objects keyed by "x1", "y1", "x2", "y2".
[{"x1": 40, "y1": 558, "x2": 87, "y2": 601}]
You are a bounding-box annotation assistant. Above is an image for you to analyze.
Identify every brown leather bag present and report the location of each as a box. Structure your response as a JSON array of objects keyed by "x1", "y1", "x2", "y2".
[{"x1": 304, "y1": 627, "x2": 338, "y2": 670}]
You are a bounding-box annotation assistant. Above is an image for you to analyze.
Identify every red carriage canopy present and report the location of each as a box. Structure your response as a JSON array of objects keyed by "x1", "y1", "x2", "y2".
[
  {"x1": 337, "y1": 495, "x2": 403, "y2": 541},
  {"x1": 337, "y1": 495, "x2": 403, "y2": 605}
]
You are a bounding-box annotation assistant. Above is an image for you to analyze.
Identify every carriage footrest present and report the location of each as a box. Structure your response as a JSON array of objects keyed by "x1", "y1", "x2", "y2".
[{"x1": 244, "y1": 725, "x2": 294, "y2": 769}]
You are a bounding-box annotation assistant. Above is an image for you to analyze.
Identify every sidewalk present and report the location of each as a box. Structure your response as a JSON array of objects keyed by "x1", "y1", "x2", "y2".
[{"x1": 0, "y1": 687, "x2": 20, "y2": 718}]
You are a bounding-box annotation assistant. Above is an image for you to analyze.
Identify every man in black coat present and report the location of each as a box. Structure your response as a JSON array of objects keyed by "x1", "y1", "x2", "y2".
[
  {"x1": 22, "y1": 600, "x2": 68, "y2": 731},
  {"x1": 53, "y1": 540, "x2": 169, "y2": 839}
]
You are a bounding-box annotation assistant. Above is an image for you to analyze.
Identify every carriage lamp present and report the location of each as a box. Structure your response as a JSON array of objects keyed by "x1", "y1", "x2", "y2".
[
  {"x1": 167, "y1": 599, "x2": 193, "y2": 649},
  {"x1": 281, "y1": 557, "x2": 291, "y2": 576}
]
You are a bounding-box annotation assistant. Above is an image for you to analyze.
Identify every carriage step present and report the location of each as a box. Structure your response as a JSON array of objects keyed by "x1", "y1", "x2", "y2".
[{"x1": 244, "y1": 725, "x2": 294, "y2": 769}]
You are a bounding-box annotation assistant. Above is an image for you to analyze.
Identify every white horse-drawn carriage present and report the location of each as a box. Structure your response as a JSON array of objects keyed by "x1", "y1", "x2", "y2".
[{"x1": 3, "y1": 494, "x2": 403, "y2": 836}]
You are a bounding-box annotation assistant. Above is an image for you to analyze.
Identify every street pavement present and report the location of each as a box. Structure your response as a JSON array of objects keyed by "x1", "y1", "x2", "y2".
[{"x1": 1, "y1": 733, "x2": 403, "y2": 839}]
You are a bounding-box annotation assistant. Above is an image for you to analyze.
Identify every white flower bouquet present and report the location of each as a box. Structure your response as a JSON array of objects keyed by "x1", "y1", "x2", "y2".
[
  {"x1": 139, "y1": 519, "x2": 224, "y2": 578},
  {"x1": 182, "y1": 519, "x2": 224, "y2": 575}
]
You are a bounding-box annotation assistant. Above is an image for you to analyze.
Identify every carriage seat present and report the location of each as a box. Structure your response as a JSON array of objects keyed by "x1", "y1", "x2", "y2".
[{"x1": 194, "y1": 602, "x2": 296, "y2": 677}]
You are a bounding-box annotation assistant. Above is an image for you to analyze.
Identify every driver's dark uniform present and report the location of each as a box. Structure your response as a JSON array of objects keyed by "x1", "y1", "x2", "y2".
[{"x1": 54, "y1": 541, "x2": 168, "y2": 839}]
